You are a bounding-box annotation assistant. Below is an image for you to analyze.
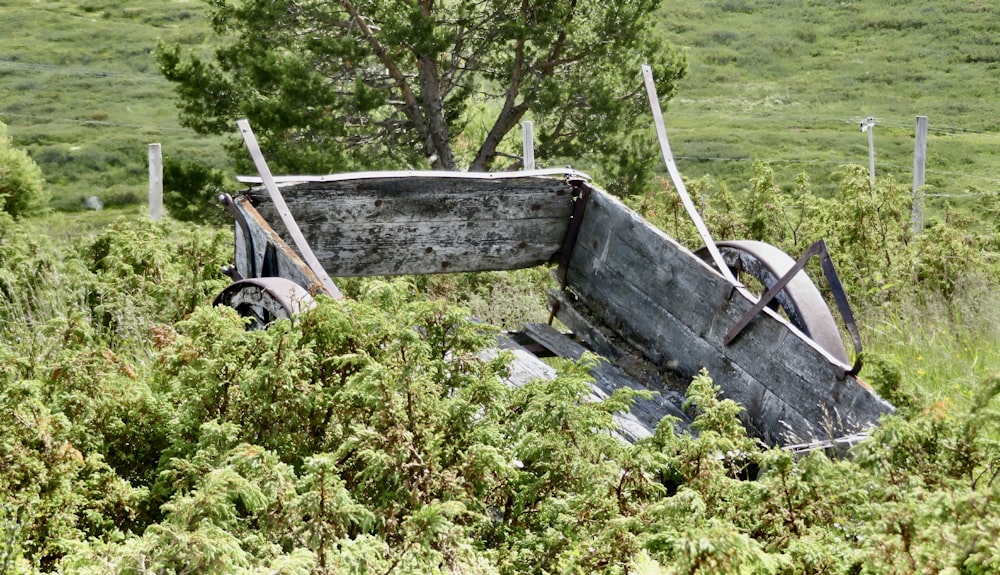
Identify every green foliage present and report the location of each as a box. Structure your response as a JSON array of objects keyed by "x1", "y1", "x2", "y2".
[
  {"x1": 83, "y1": 217, "x2": 233, "y2": 347},
  {"x1": 0, "y1": 122, "x2": 48, "y2": 219},
  {"x1": 156, "y1": 0, "x2": 685, "y2": 196},
  {"x1": 3, "y1": 205, "x2": 1000, "y2": 573},
  {"x1": 161, "y1": 156, "x2": 230, "y2": 225}
]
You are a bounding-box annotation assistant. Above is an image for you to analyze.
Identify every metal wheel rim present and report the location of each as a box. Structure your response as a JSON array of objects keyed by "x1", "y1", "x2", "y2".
[{"x1": 697, "y1": 240, "x2": 849, "y2": 363}]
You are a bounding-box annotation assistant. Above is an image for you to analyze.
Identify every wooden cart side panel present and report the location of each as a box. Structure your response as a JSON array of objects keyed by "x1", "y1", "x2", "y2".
[
  {"x1": 563, "y1": 186, "x2": 893, "y2": 444},
  {"x1": 245, "y1": 177, "x2": 577, "y2": 277},
  {"x1": 551, "y1": 288, "x2": 820, "y2": 442},
  {"x1": 233, "y1": 198, "x2": 332, "y2": 297}
]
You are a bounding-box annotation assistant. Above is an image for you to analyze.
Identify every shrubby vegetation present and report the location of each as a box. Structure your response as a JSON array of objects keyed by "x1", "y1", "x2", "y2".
[
  {"x1": 636, "y1": 162, "x2": 1000, "y2": 307},
  {"x1": 161, "y1": 156, "x2": 230, "y2": 226},
  {"x1": 2, "y1": 178, "x2": 1000, "y2": 572},
  {"x1": 0, "y1": 122, "x2": 48, "y2": 219}
]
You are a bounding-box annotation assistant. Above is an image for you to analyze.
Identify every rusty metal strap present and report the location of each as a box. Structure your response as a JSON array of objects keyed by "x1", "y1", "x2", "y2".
[
  {"x1": 724, "y1": 239, "x2": 863, "y2": 377},
  {"x1": 818, "y1": 243, "x2": 863, "y2": 376},
  {"x1": 554, "y1": 179, "x2": 593, "y2": 290}
]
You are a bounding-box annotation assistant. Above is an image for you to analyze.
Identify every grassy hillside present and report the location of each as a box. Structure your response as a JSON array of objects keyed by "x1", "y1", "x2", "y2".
[
  {"x1": 657, "y1": 0, "x2": 1000, "y2": 204},
  {"x1": 1, "y1": 0, "x2": 999, "y2": 212},
  {"x1": 0, "y1": 0, "x2": 228, "y2": 211}
]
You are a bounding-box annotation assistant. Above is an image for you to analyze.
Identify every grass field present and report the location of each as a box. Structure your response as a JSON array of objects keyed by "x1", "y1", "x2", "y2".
[
  {"x1": 1, "y1": 0, "x2": 999, "y2": 213},
  {"x1": 657, "y1": 0, "x2": 1000, "y2": 202},
  {"x1": 0, "y1": 0, "x2": 228, "y2": 211}
]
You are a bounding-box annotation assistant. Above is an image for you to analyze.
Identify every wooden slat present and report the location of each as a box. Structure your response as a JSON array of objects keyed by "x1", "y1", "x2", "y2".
[
  {"x1": 232, "y1": 198, "x2": 333, "y2": 297},
  {"x1": 246, "y1": 179, "x2": 575, "y2": 223},
  {"x1": 245, "y1": 176, "x2": 577, "y2": 276},
  {"x1": 563, "y1": 186, "x2": 894, "y2": 444},
  {"x1": 520, "y1": 322, "x2": 692, "y2": 440}
]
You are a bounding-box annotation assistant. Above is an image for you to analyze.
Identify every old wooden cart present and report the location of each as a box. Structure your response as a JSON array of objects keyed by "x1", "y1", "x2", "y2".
[{"x1": 214, "y1": 126, "x2": 893, "y2": 449}]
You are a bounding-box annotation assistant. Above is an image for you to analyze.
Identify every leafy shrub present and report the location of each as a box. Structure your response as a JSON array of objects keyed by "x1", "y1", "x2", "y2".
[
  {"x1": 0, "y1": 121, "x2": 48, "y2": 219},
  {"x1": 2, "y1": 198, "x2": 1000, "y2": 573},
  {"x1": 162, "y1": 156, "x2": 230, "y2": 225}
]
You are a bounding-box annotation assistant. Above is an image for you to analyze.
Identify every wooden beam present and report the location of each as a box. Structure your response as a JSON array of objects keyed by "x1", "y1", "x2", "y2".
[{"x1": 246, "y1": 176, "x2": 577, "y2": 276}]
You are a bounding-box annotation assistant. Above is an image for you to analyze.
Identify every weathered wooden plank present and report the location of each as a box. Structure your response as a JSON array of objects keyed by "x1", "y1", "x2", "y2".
[
  {"x1": 563, "y1": 186, "x2": 893, "y2": 444},
  {"x1": 520, "y1": 322, "x2": 692, "y2": 439},
  {"x1": 245, "y1": 176, "x2": 579, "y2": 276},
  {"x1": 246, "y1": 179, "x2": 576, "y2": 224},
  {"x1": 547, "y1": 290, "x2": 691, "y2": 401},
  {"x1": 553, "y1": 287, "x2": 814, "y2": 442},
  {"x1": 303, "y1": 219, "x2": 569, "y2": 276},
  {"x1": 232, "y1": 198, "x2": 333, "y2": 297}
]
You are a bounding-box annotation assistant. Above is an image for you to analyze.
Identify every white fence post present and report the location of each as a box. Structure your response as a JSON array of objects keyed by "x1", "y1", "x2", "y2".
[
  {"x1": 860, "y1": 117, "x2": 876, "y2": 185},
  {"x1": 521, "y1": 120, "x2": 535, "y2": 170},
  {"x1": 148, "y1": 143, "x2": 163, "y2": 220},
  {"x1": 911, "y1": 116, "x2": 928, "y2": 234}
]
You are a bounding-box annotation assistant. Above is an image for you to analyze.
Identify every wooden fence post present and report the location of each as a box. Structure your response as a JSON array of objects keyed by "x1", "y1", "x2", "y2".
[
  {"x1": 912, "y1": 116, "x2": 928, "y2": 233},
  {"x1": 522, "y1": 120, "x2": 535, "y2": 170},
  {"x1": 860, "y1": 117, "x2": 876, "y2": 185},
  {"x1": 148, "y1": 143, "x2": 163, "y2": 220}
]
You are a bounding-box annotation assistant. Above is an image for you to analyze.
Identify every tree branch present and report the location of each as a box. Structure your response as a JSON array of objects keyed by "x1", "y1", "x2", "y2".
[
  {"x1": 337, "y1": 0, "x2": 429, "y2": 149},
  {"x1": 468, "y1": 0, "x2": 531, "y2": 171}
]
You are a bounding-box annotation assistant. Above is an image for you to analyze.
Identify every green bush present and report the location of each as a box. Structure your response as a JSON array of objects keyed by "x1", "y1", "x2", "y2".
[
  {"x1": 0, "y1": 122, "x2": 49, "y2": 219},
  {"x1": 162, "y1": 156, "x2": 230, "y2": 225},
  {"x1": 2, "y1": 203, "x2": 1000, "y2": 573}
]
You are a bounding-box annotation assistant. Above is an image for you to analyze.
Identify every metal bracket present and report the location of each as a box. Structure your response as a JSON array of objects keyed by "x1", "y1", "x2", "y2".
[{"x1": 724, "y1": 239, "x2": 863, "y2": 376}]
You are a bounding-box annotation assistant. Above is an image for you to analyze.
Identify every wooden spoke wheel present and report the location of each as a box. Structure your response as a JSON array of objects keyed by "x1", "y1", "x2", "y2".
[
  {"x1": 214, "y1": 277, "x2": 315, "y2": 330},
  {"x1": 696, "y1": 240, "x2": 849, "y2": 363}
]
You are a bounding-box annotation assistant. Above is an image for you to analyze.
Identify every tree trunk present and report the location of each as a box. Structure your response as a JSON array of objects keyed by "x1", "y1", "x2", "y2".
[
  {"x1": 416, "y1": 55, "x2": 456, "y2": 170},
  {"x1": 469, "y1": 35, "x2": 529, "y2": 172}
]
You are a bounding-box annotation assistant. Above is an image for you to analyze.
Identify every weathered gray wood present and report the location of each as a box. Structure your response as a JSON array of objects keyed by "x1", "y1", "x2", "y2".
[
  {"x1": 548, "y1": 291, "x2": 693, "y2": 401},
  {"x1": 148, "y1": 143, "x2": 163, "y2": 221},
  {"x1": 522, "y1": 121, "x2": 535, "y2": 170},
  {"x1": 563, "y1": 186, "x2": 894, "y2": 444},
  {"x1": 912, "y1": 115, "x2": 928, "y2": 233},
  {"x1": 520, "y1": 322, "x2": 692, "y2": 440},
  {"x1": 555, "y1": 285, "x2": 801, "y2": 441},
  {"x1": 232, "y1": 198, "x2": 334, "y2": 298},
  {"x1": 245, "y1": 176, "x2": 577, "y2": 276}
]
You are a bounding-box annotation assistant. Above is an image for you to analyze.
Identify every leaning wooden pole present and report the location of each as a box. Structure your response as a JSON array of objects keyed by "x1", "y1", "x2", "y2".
[
  {"x1": 641, "y1": 65, "x2": 739, "y2": 286},
  {"x1": 237, "y1": 119, "x2": 343, "y2": 299}
]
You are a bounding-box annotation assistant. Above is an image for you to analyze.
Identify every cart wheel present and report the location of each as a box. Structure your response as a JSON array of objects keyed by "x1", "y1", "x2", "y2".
[
  {"x1": 696, "y1": 240, "x2": 849, "y2": 363},
  {"x1": 214, "y1": 277, "x2": 315, "y2": 330}
]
